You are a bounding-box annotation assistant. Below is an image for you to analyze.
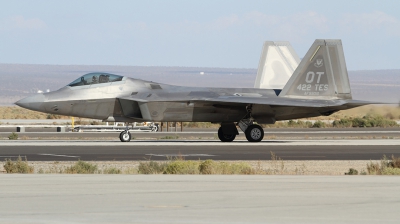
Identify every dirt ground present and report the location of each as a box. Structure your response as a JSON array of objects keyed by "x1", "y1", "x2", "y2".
[{"x1": 0, "y1": 160, "x2": 377, "y2": 175}]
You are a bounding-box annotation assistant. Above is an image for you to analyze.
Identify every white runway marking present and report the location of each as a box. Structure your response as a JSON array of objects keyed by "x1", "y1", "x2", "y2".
[
  {"x1": 38, "y1": 153, "x2": 80, "y2": 158},
  {"x1": 0, "y1": 139, "x2": 398, "y2": 146},
  {"x1": 146, "y1": 154, "x2": 215, "y2": 157},
  {"x1": 280, "y1": 156, "x2": 326, "y2": 158}
]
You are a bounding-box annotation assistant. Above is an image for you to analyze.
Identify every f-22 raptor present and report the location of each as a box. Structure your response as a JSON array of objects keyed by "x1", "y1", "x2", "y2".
[{"x1": 16, "y1": 39, "x2": 377, "y2": 142}]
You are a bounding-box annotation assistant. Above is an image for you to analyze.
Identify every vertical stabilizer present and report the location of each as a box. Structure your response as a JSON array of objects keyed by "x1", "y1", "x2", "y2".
[
  {"x1": 254, "y1": 41, "x2": 300, "y2": 89},
  {"x1": 279, "y1": 39, "x2": 352, "y2": 100}
]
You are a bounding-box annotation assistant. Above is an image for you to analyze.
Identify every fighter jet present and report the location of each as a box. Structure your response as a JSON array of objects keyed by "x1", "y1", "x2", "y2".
[{"x1": 16, "y1": 39, "x2": 377, "y2": 142}]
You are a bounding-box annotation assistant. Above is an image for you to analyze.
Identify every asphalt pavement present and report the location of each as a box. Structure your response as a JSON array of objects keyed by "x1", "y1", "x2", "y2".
[
  {"x1": 0, "y1": 139, "x2": 399, "y2": 161},
  {"x1": 1, "y1": 127, "x2": 400, "y2": 139}
]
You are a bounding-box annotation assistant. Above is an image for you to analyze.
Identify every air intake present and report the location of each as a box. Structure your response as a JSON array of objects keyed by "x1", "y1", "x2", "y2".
[{"x1": 150, "y1": 84, "x2": 162, "y2": 89}]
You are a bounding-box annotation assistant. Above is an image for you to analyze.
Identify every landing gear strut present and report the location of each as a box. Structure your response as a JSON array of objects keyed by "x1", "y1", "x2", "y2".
[
  {"x1": 119, "y1": 123, "x2": 132, "y2": 142},
  {"x1": 217, "y1": 104, "x2": 265, "y2": 143},
  {"x1": 238, "y1": 105, "x2": 264, "y2": 142}
]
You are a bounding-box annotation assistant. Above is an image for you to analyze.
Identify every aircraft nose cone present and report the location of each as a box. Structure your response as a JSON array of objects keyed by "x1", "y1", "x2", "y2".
[{"x1": 15, "y1": 94, "x2": 46, "y2": 112}]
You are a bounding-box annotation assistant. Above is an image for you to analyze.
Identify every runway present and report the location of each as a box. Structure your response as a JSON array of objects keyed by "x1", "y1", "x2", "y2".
[
  {"x1": 0, "y1": 139, "x2": 399, "y2": 161},
  {"x1": 1, "y1": 175, "x2": 400, "y2": 224},
  {"x1": 1, "y1": 127, "x2": 400, "y2": 140}
]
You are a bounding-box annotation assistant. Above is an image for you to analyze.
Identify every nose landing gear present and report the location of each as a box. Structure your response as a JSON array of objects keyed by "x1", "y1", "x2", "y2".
[
  {"x1": 119, "y1": 130, "x2": 131, "y2": 142},
  {"x1": 119, "y1": 123, "x2": 132, "y2": 142}
]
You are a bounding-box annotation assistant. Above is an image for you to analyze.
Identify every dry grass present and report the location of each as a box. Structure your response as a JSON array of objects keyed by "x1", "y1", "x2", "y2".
[
  {"x1": 0, "y1": 106, "x2": 67, "y2": 119},
  {"x1": 263, "y1": 120, "x2": 314, "y2": 128},
  {"x1": 345, "y1": 168, "x2": 359, "y2": 175},
  {"x1": 3, "y1": 156, "x2": 34, "y2": 173},
  {"x1": 367, "y1": 155, "x2": 400, "y2": 175},
  {"x1": 37, "y1": 161, "x2": 121, "y2": 174},
  {"x1": 319, "y1": 105, "x2": 400, "y2": 120},
  {"x1": 64, "y1": 161, "x2": 98, "y2": 174},
  {"x1": 137, "y1": 152, "x2": 302, "y2": 175},
  {"x1": 1, "y1": 160, "x2": 379, "y2": 175},
  {"x1": 332, "y1": 115, "x2": 398, "y2": 128},
  {"x1": 8, "y1": 132, "x2": 18, "y2": 140},
  {"x1": 138, "y1": 159, "x2": 260, "y2": 175}
]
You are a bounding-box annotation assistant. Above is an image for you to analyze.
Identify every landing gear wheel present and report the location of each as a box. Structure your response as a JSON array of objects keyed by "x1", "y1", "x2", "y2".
[
  {"x1": 151, "y1": 124, "x2": 159, "y2": 132},
  {"x1": 245, "y1": 125, "x2": 264, "y2": 142},
  {"x1": 119, "y1": 131, "x2": 132, "y2": 142},
  {"x1": 218, "y1": 127, "x2": 236, "y2": 142}
]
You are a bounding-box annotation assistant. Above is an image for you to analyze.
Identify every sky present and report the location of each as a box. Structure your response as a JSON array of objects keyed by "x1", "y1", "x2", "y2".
[{"x1": 1, "y1": 0, "x2": 400, "y2": 70}]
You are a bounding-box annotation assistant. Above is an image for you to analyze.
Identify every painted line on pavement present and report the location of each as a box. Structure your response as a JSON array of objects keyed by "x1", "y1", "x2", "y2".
[
  {"x1": 146, "y1": 154, "x2": 216, "y2": 157},
  {"x1": 38, "y1": 153, "x2": 80, "y2": 158},
  {"x1": 0, "y1": 139, "x2": 398, "y2": 146}
]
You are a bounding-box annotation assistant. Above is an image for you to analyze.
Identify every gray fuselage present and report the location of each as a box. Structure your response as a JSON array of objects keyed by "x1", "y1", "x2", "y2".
[{"x1": 17, "y1": 75, "x2": 341, "y2": 124}]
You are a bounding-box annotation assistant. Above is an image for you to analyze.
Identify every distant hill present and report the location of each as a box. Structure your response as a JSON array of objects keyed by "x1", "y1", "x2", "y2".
[{"x1": 0, "y1": 64, "x2": 399, "y2": 105}]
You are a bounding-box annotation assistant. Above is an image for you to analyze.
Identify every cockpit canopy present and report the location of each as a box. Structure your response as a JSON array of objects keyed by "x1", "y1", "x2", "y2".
[{"x1": 68, "y1": 73, "x2": 124, "y2": 87}]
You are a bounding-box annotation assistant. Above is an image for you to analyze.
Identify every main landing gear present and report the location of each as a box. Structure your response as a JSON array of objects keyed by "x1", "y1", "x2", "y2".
[
  {"x1": 244, "y1": 124, "x2": 264, "y2": 142},
  {"x1": 217, "y1": 121, "x2": 264, "y2": 142},
  {"x1": 217, "y1": 104, "x2": 265, "y2": 142},
  {"x1": 119, "y1": 123, "x2": 131, "y2": 142},
  {"x1": 218, "y1": 124, "x2": 237, "y2": 142}
]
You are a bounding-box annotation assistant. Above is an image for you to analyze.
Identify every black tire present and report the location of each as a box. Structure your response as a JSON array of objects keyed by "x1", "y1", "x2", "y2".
[
  {"x1": 245, "y1": 125, "x2": 264, "y2": 142},
  {"x1": 151, "y1": 124, "x2": 159, "y2": 132},
  {"x1": 217, "y1": 127, "x2": 236, "y2": 142},
  {"x1": 119, "y1": 131, "x2": 131, "y2": 142}
]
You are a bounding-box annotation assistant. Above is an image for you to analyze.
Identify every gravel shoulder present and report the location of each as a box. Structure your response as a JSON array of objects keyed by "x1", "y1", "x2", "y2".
[{"x1": 0, "y1": 160, "x2": 377, "y2": 175}]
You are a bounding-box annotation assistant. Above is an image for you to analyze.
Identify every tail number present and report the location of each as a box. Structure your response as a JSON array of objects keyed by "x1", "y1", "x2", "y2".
[
  {"x1": 306, "y1": 71, "x2": 324, "y2": 83},
  {"x1": 297, "y1": 71, "x2": 328, "y2": 92}
]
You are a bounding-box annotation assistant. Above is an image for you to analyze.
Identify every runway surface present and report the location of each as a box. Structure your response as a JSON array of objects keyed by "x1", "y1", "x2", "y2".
[
  {"x1": 1, "y1": 127, "x2": 400, "y2": 139},
  {"x1": 0, "y1": 139, "x2": 399, "y2": 161},
  {"x1": 1, "y1": 175, "x2": 399, "y2": 224}
]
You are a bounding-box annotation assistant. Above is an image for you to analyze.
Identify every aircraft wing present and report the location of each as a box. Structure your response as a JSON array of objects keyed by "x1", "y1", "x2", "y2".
[
  {"x1": 119, "y1": 95, "x2": 357, "y2": 108},
  {"x1": 194, "y1": 96, "x2": 346, "y2": 107}
]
